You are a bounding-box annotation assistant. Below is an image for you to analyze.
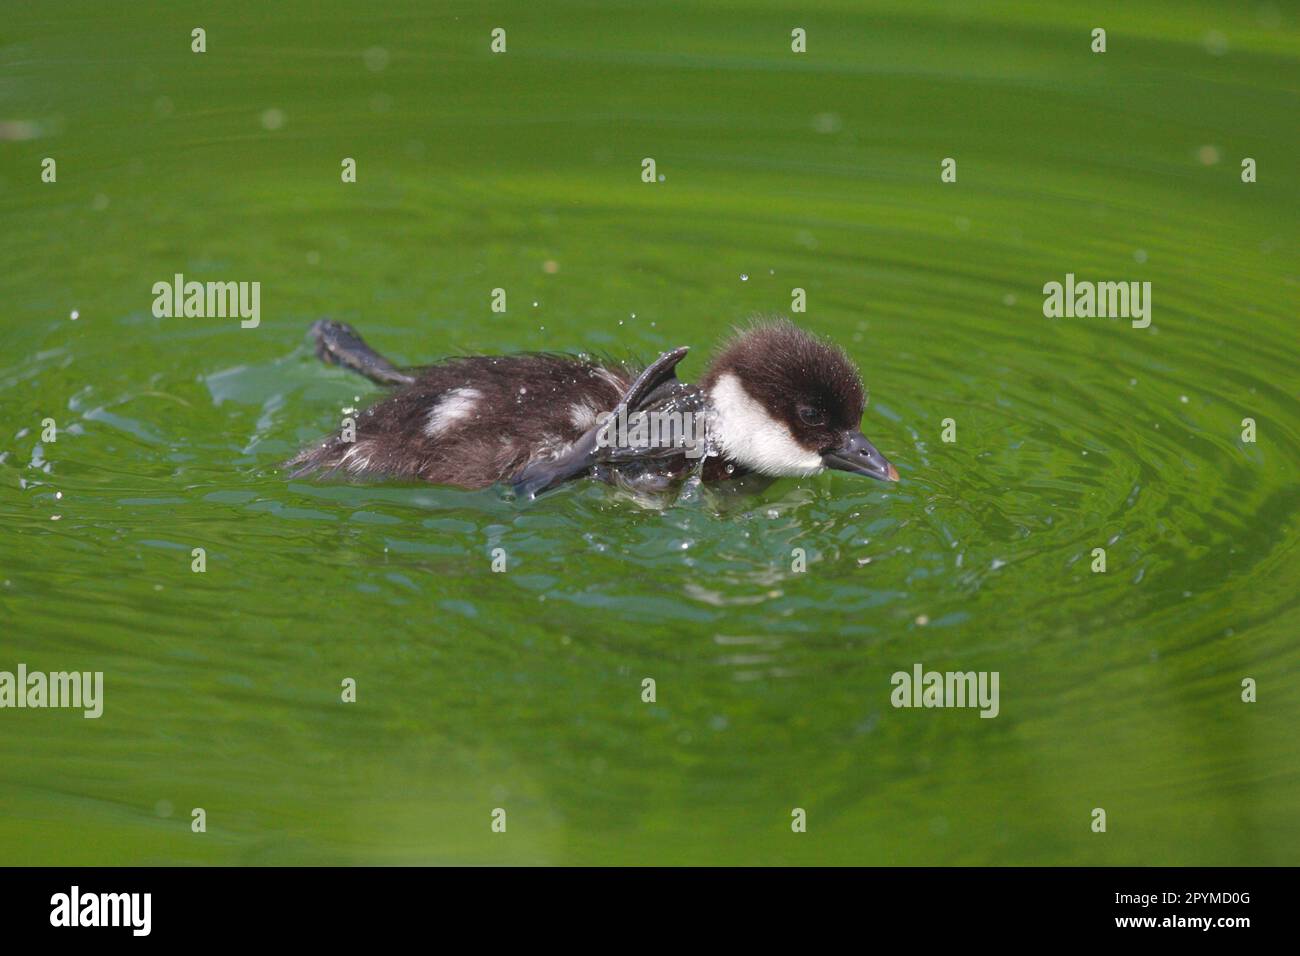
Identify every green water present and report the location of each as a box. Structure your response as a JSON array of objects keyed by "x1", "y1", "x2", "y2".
[{"x1": 1, "y1": 1, "x2": 1297, "y2": 865}]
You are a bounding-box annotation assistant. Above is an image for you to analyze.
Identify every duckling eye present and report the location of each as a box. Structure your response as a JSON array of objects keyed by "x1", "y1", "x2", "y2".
[{"x1": 798, "y1": 405, "x2": 825, "y2": 426}]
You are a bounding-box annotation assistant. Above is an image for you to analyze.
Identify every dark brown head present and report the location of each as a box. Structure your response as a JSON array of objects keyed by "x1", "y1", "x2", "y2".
[{"x1": 700, "y1": 318, "x2": 898, "y2": 482}]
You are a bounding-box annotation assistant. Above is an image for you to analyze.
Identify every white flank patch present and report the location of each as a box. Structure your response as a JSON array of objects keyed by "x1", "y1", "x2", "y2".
[
  {"x1": 569, "y1": 402, "x2": 601, "y2": 431},
  {"x1": 529, "y1": 433, "x2": 573, "y2": 464},
  {"x1": 708, "y1": 373, "x2": 824, "y2": 476},
  {"x1": 340, "y1": 442, "x2": 374, "y2": 473},
  {"x1": 424, "y1": 387, "x2": 482, "y2": 437}
]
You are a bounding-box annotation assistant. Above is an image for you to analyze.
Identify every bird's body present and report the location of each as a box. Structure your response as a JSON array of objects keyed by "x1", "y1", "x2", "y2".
[
  {"x1": 294, "y1": 351, "x2": 634, "y2": 487},
  {"x1": 288, "y1": 318, "x2": 898, "y2": 498}
]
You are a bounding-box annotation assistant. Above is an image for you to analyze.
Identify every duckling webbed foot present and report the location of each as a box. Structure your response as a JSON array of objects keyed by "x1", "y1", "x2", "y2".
[{"x1": 309, "y1": 320, "x2": 415, "y2": 387}]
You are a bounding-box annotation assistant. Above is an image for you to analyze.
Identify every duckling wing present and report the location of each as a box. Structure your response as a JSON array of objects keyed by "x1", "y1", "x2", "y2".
[
  {"x1": 588, "y1": 386, "x2": 709, "y2": 464},
  {"x1": 511, "y1": 347, "x2": 690, "y2": 499}
]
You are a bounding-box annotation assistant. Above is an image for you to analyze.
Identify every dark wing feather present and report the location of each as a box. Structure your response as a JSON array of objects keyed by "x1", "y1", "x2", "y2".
[{"x1": 511, "y1": 347, "x2": 692, "y2": 499}]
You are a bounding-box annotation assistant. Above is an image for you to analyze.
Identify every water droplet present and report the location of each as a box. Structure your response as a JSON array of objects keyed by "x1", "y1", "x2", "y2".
[
  {"x1": 811, "y1": 112, "x2": 842, "y2": 134},
  {"x1": 362, "y1": 46, "x2": 390, "y2": 72}
]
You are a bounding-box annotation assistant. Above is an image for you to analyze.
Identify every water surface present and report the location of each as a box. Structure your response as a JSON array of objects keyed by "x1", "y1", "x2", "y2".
[{"x1": 1, "y1": 1, "x2": 1297, "y2": 864}]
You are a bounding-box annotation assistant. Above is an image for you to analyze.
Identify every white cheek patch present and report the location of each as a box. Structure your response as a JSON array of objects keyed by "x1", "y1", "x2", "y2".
[
  {"x1": 424, "y1": 387, "x2": 482, "y2": 437},
  {"x1": 708, "y1": 374, "x2": 824, "y2": 477}
]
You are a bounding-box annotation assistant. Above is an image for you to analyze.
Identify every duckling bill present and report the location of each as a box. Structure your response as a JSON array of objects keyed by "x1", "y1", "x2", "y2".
[{"x1": 288, "y1": 318, "x2": 899, "y2": 499}]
